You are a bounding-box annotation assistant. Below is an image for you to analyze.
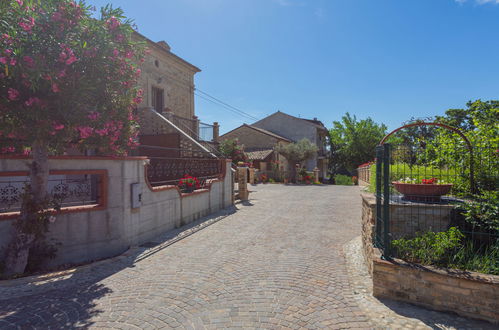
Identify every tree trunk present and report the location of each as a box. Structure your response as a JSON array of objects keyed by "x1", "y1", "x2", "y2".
[{"x1": 3, "y1": 141, "x2": 49, "y2": 277}]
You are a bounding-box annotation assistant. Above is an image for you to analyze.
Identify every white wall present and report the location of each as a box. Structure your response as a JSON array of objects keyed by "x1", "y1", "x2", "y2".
[{"x1": 0, "y1": 157, "x2": 233, "y2": 268}]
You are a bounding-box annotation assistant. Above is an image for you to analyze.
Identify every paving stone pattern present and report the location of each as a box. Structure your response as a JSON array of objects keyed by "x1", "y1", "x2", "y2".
[{"x1": 0, "y1": 185, "x2": 494, "y2": 329}]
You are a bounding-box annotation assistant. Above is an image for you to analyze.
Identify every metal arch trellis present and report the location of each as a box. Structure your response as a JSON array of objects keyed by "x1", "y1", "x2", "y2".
[
  {"x1": 374, "y1": 121, "x2": 476, "y2": 259},
  {"x1": 379, "y1": 122, "x2": 475, "y2": 194}
]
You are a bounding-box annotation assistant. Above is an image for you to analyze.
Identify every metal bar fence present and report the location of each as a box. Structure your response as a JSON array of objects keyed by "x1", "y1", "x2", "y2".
[{"x1": 375, "y1": 136, "x2": 498, "y2": 273}]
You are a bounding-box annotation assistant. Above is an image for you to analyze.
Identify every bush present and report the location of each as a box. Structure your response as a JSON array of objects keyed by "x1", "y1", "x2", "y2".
[
  {"x1": 391, "y1": 227, "x2": 499, "y2": 275},
  {"x1": 334, "y1": 174, "x2": 354, "y2": 186},
  {"x1": 392, "y1": 227, "x2": 464, "y2": 266},
  {"x1": 460, "y1": 191, "x2": 499, "y2": 234}
]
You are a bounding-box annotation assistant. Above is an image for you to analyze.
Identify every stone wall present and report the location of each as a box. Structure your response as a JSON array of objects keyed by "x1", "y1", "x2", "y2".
[
  {"x1": 360, "y1": 192, "x2": 454, "y2": 242},
  {"x1": 373, "y1": 258, "x2": 499, "y2": 323},
  {"x1": 361, "y1": 192, "x2": 376, "y2": 276},
  {"x1": 360, "y1": 192, "x2": 499, "y2": 324},
  {"x1": 221, "y1": 125, "x2": 281, "y2": 150},
  {"x1": 0, "y1": 157, "x2": 233, "y2": 268}
]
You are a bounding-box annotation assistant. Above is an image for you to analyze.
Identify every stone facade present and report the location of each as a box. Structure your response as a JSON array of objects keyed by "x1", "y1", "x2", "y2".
[
  {"x1": 220, "y1": 124, "x2": 290, "y2": 170},
  {"x1": 221, "y1": 124, "x2": 289, "y2": 150},
  {"x1": 251, "y1": 111, "x2": 329, "y2": 177},
  {"x1": 134, "y1": 33, "x2": 200, "y2": 121},
  {"x1": 360, "y1": 192, "x2": 499, "y2": 324}
]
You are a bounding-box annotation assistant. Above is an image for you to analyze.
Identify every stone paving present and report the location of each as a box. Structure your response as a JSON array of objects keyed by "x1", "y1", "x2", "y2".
[{"x1": 0, "y1": 184, "x2": 495, "y2": 329}]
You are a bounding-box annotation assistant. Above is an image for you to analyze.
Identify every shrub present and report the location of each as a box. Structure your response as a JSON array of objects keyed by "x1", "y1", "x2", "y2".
[
  {"x1": 460, "y1": 191, "x2": 499, "y2": 234},
  {"x1": 391, "y1": 227, "x2": 464, "y2": 266},
  {"x1": 334, "y1": 174, "x2": 353, "y2": 186},
  {"x1": 391, "y1": 227, "x2": 499, "y2": 275}
]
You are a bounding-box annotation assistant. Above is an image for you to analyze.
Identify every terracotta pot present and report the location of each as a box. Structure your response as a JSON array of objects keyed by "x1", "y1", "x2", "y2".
[{"x1": 393, "y1": 182, "x2": 453, "y2": 202}]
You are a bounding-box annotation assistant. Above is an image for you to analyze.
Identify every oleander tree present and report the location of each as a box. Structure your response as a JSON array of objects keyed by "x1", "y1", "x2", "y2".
[{"x1": 0, "y1": 0, "x2": 144, "y2": 276}]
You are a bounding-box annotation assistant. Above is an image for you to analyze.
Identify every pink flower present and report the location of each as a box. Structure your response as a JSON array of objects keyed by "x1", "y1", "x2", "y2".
[
  {"x1": 87, "y1": 111, "x2": 100, "y2": 120},
  {"x1": 77, "y1": 126, "x2": 93, "y2": 139},
  {"x1": 10, "y1": 58, "x2": 16, "y2": 66},
  {"x1": 16, "y1": 0, "x2": 23, "y2": 6},
  {"x1": 94, "y1": 128, "x2": 108, "y2": 136},
  {"x1": 51, "y1": 83, "x2": 60, "y2": 93},
  {"x1": 115, "y1": 34, "x2": 124, "y2": 42},
  {"x1": 52, "y1": 12, "x2": 62, "y2": 21},
  {"x1": 0, "y1": 57, "x2": 7, "y2": 64},
  {"x1": 23, "y1": 147, "x2": 31, "y2": 156},
  {"x1": 19, "y1": 17, "x2": 35, "y2": 32},
  {"x1": 24, "y1": 97, "x2": 40, "y2": 107},
  {"x1": 57, "y1": 69, "x2": 66, "y2": 78},
  {"x1": 7, "y1": 88, "x2": 19, "y2": 101},
  {"x1": 53, "y1": 123, "x2": 64, "y2": 130},
  {"x1": 23, "y1": 55, "x2": 34, "y2": 67},
  {"x1": 125, "y1": 51, "x2": 134, "y2": 59},
  {"x1": 113, "y1": 48, "x2": 119, "y2": 57},
  {"x1": 65, "y1": 55, "x2": 77, "y2": 65},
  {"x1": 106, "y1": 17, "x2": 120, "y2": 29}
]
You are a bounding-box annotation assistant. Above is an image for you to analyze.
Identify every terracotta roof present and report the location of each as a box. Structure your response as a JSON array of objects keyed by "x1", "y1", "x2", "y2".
[{"x1": 245, "y1": 149, "x2": 274, "y2": 161}]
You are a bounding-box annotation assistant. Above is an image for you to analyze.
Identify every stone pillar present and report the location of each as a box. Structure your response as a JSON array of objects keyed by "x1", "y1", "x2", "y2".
[
  {"x1": 295, "y1": 164, "x2": 301, "y2": 183},
  {"x1": 313, "y1": 167, "x2": 320, "y2": 183},
  {"x1": 192, "y1": 115, "x2": 200, "y2": 139},
  {"x1": 237, "y1": 166, "x2": 249, "y2": 201},
  {"x1": 213, "y1": 122, "x2": 220, "y2": 142},
  {"x1": 248, "y1": 167, "x2": 255, "y2": 184},
  {"x1": 164, "y1": 107, "x2": 174, "y2": 121}
]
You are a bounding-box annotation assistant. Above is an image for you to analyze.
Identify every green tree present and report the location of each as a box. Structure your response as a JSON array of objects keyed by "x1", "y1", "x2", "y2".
[
  {"x1": 275, "y1": 138, "x2": 318, "y2": 182},
  {"x1": 428, "y1": 100, "x2": 499, "y2": 193},
  {"x1": 328, "y1": 113, "x2": 387, "y2": 175},
  {"x1": 0, "y1": 0, "x2": 144, "y2": 276},
  {"x1": 218, "y1": 138, "x2": 247, "y2": 165}
]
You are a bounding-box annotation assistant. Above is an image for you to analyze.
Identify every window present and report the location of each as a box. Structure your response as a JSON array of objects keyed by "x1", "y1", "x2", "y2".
[{"x1": 151, "y1": 86, "x2": 164, "y2": 113}]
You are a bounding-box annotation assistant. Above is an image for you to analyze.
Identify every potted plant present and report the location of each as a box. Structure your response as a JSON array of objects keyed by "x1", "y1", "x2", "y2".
[
  {"x1": 393, "y1": 177, "x2": 453, "y2": 202},
  {"x1": 178, "y1": 175, "x2": 201, "y2": 193}
]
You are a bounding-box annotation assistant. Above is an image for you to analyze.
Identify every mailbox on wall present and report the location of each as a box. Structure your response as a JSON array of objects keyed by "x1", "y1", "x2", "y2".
[{"x1": 131, "y1": 183, "x2": 142, "y2": 208}]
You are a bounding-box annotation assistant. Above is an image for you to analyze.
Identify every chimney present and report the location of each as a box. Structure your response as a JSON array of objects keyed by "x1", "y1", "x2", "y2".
[{"x1": 156, "y1": 41, "x2": 171, "y2": 52}]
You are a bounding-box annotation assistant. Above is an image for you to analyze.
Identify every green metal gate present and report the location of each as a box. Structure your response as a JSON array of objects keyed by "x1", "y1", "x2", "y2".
[{"x1": 375, "y1": 143, "x2": 391, "y2": 259}]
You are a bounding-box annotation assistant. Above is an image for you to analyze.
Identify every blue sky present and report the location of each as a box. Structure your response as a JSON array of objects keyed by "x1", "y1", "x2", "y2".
[{"x1": 88, "y1": 0, "x2": 499, "y2": 134}]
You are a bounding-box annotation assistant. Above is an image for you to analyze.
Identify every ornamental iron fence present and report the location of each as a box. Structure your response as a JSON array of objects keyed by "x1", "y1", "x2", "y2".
[{"x1": 0, "y1": 171, "x2": 104, "y2": 214}]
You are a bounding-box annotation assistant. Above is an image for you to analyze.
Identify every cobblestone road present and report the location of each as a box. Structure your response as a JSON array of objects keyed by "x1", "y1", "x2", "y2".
[{"x1": 0, "y1": 185, "x2": 494, "y2": 329}]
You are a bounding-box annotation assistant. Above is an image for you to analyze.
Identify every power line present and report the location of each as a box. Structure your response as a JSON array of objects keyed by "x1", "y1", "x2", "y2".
[
  {"x1": 195, "y1": 89, "x2": 260, "y2": 122},
  {"x1": 194, "y1": 92, "x2": 259, "y2": 122},
  {"x1": 154, "y1": 73, "x2": 261, "y2": 122}
]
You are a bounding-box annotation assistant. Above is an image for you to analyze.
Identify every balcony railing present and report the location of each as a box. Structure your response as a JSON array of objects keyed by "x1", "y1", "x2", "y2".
[{"x1": 146, "y1": 157, "x2": 225, "y2": 187}]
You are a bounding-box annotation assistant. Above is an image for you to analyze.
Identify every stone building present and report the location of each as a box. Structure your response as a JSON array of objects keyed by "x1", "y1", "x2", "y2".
[
  {"x1": 222, "y1": 111, "x2": 329, "y2": 178},
  {"x1": 133, "y1": 32, "x2": 219, "y2": 158},
  {"x1": 220, "y1": 124, "x2": 291, "y2": 170}
]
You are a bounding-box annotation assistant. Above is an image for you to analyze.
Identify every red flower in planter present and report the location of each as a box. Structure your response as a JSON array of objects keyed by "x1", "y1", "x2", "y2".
[
  {"x1": 422, "y1": 178, "x2": 438, "y2": 184},
  {"x1": 178, "y1": 175, "x2": 200, "y2": 191}
]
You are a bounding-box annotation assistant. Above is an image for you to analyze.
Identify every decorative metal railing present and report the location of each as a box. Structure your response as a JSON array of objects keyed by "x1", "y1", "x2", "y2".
[
  {"x1": 0, "y1": 170, "x2": 106, "y2": 215},
  {"x1": 146, "y1": 157, "x2": 224, "y2": 187}
]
